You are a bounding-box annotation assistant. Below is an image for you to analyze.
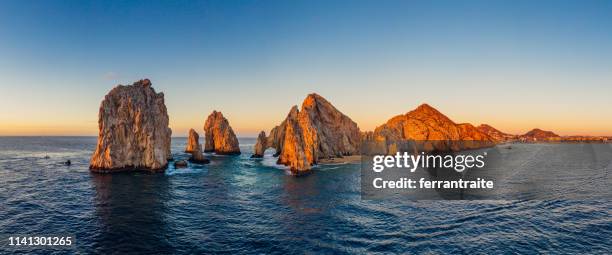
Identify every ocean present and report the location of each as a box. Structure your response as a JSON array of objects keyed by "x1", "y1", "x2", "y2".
[{"x1": 0, "y1": 137, "x2": 610, "y2": 254}]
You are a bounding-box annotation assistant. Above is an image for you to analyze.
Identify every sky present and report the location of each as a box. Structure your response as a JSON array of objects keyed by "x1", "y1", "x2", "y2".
[{"x1": 1, "y1": 0, "x2": 611, "y2": 137}]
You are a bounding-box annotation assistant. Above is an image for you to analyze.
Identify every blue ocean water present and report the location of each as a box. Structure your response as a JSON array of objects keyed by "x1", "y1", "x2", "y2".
[{"x1": 0, "y1": 137, "x2": 610, "y2": 254}]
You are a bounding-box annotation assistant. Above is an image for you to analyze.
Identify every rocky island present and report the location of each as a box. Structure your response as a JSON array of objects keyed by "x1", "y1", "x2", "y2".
[
  {"x1": 203, "y1": 111, "x2": 241, "y2": 155},
  {"x1": 89, "y1": 79, "x2": 172, "y2": 172},
  {"x1": 253, "y1": 93, "x2": 361, "y2": 174}
]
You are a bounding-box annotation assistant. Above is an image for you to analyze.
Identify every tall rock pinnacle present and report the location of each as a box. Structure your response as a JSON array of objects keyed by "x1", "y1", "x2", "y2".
[
  {"x1": 90, "y1": 79, "x2": 172, "y2": 172},
  {"x1": 203, "y1": 111, "x2": 241, "y2": 155}
]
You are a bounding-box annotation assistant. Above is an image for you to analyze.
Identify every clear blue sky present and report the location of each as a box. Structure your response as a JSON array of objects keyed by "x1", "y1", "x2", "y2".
[{"x1": 1, "y1": 0, "x2": 611, "y2": 136}]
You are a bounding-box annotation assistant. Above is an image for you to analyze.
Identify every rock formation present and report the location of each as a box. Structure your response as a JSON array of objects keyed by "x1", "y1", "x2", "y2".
[
  {"x1": 251, "y1": 123, "x2": 287, "y2": 158},
  {"x1": 203, "y1": 111, "x2": 241, "y2": 155},
  {"x1": 298, "y1": 94, "x2": 361, "y2": 157},
  {"x1": 267, "y1": 123, "x2": 287, "y2": 156},
  {"x1": 369, "y1": 103, "x2": 494, "y2": 153},
  {"x1": 276, "y1": 106, "x2": 311, "y2": 171},
  {"x1": 457, "y1": 123, "x2": 495, "y2": 141},
  {"x1": 251, "y1": 131, "x2": 267, "y2": 158},
  {"x1": 477, "y1": 124, "x2": 517, "y2": 142},
  {"x1": 185, "y1": 128, "x2": 201, "y2": 153},
  {"x1": 90, "y1": 79, "x2": 172, "y2": 172},
  {"x1": 174, "y1": 160, "x2": 188, "y2": 169},
  {"x1": 185, "y1": 129, "x2": 209, "y2": 164},
  {"x1": 189, "y1": 149, "x2": 210, "y2": 164},
  {"x1": 520, "y1": 128, "x2": 560, "y2": 142},
  {"x1": 256, "y1": 93, "x2": 361, "y2": 173}
]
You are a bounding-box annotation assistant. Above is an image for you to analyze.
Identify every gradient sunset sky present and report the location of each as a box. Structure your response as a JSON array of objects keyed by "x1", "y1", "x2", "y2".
[{"x1": 1, "y1": 0, "x2": 611, "y2": 136}]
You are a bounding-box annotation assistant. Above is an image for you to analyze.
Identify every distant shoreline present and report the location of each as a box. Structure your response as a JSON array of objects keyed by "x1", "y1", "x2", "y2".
[{"x1": 0, "y1": 136, "x2": 610, "y2": 142}]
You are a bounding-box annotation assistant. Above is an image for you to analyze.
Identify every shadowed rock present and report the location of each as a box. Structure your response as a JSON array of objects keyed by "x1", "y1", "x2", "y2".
[
  {"x1": 251, "y1": 131, "x2": 267, "y2": 158},
  {"x1": 90, "y1": 79, "x2": 172, "y2": 172},
  {"x1": 174, "y1": 160, "x2": 188, "y2": 168},
  {"x1": 189, "y1": 151, "x2": 210, "y2": 164},
  {"x1": 203, "y1": 111, "x2": 241, "y2": 155},
  {"x1": 185, "y1": 128, "x2": 209, "y2": 164}
]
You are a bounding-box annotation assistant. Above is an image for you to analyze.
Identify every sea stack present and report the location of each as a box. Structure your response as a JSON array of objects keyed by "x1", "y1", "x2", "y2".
[
  {"x1": 259, "y1": 93, "x2": 361, "y2": 174},
  {"x1": 90, "y1": 79, "x2": 172, "y2": 172},
  {"x1": 185, "y1": 128, "x2": 201, "y2": 153},
  {"x1": 186, "y1": 128, "x2": 209, "y2": 164},
  {"x1": 251, "y1": 131, "x2": 267, "y2": 158},
  {"x1": 203, "y1": 111, "x2": 241, "y2": 155},
  {"x1": 370, "y1": 103, "x2": 494, "y2": 153}
]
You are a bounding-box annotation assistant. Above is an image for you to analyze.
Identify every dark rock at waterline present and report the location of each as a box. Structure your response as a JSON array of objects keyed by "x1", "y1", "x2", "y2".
[
  {"x1": 252, "y1": 131, "x2": 267, "y2": 158},
  {"x1": 188, "y1": 158, "x2": 210, "y2": 164},
  {"x1": 174, "y1": 160, "x2": 188, "y2": 168},
  {"x1": 185, "y1": 128, "x2": 202, "y2": 153}
]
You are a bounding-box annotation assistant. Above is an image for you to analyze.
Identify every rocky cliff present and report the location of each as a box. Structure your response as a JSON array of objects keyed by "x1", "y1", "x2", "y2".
[
  {"x1": 254, "y1": 93, "x2": 361, "y2": 173},
  {"x1": 369, "y1": 104, "x2": 494, "y2": 153},
  {"x1": 203, "y1": 111, "x2": 241, "y2": 155},
  {"x1": 90, "y1": 79, "x2": 172, "y2": 172},
  {"x1": 477, "y1": 124, "x2": 517, "y2": 142},
  {"x1": 457, "y1": 123, "x2": 494, "y2": 141},
  {"x1": 276, "y1": 106, "x2": 311, "y2": 171}
]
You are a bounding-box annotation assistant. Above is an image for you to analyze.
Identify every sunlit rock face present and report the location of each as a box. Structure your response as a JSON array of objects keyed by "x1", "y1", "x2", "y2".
[
  {"x1": 252, "y1": 123, "x2": 286, "y2": 158},
  {"x1": 477, "y1": 124, "x2": 517, "y2": 142},
  {"x1": 185, "y1": 128, "x2": 201, "y2": 153},
  {"x1": 203, "y1": 111, "x2": 241, "y2": 155},
  {"x1": 370, "y1": 104, "x2": 494, "y2": 153},
  {"x1": 457, "y1": 123, "x2": 494, "y2": 140},
  {"x1": 276, "y1": 106, "x2": 311, "y2": 172},
  {"x1": 269, "y1": 93, "x2": 361, "y2": 174},
  {"x1": 90, "y1": 79, "x2": 172, "y2": 172},
  {"x1": 251, "y1": 131, "x2": 267, "y2": 158}
]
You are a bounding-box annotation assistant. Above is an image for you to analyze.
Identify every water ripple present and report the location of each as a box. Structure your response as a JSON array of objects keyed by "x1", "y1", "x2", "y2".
[{"x1": 0, "y1": 137, "x2": 609, "y2": 254}]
